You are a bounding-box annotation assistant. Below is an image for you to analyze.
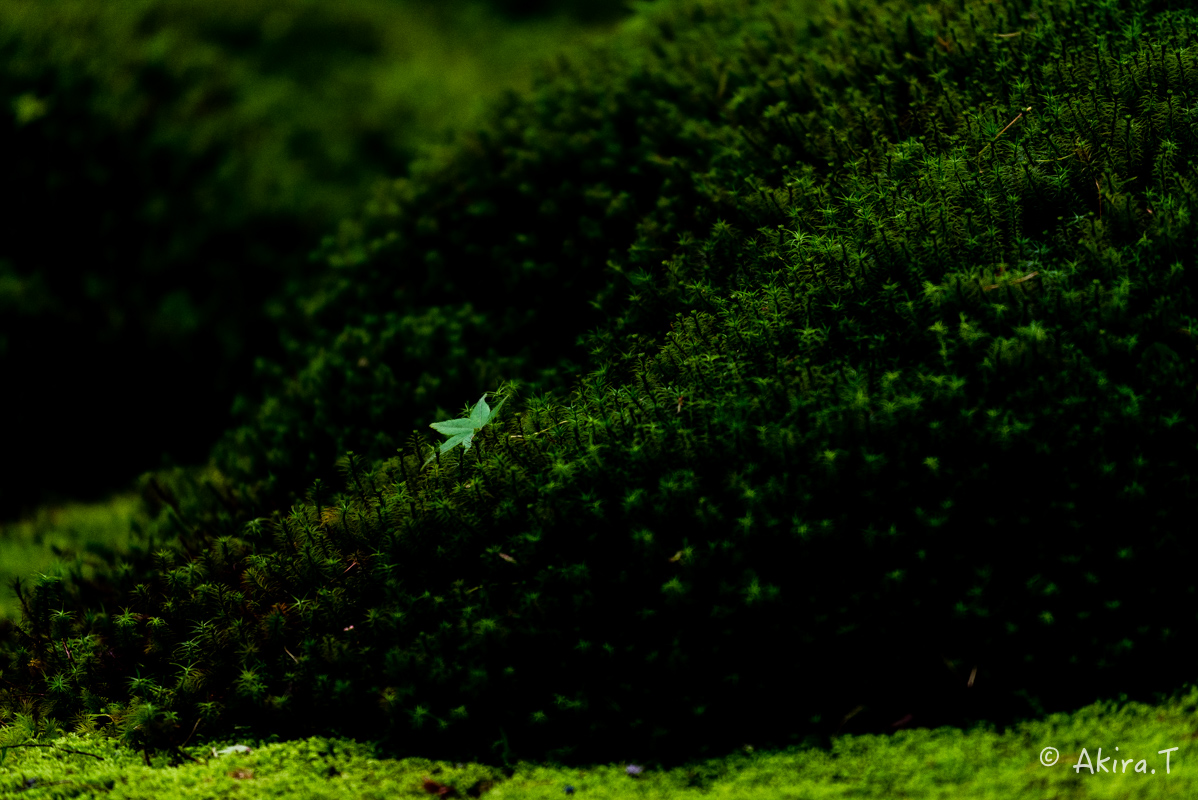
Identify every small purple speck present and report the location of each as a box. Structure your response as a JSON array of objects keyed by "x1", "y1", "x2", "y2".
[{"x1": 626, "y1": 764, "x2": 643, "y2": 776}]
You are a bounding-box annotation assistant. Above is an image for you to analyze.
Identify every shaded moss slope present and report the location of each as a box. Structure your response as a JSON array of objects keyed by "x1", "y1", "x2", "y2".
[{"x1": 0, "y1": 0, "x2": 630, "y2": 524}]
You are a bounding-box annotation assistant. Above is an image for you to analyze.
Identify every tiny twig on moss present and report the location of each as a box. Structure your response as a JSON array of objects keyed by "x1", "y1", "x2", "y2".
[{"x1": 976, "y1": 106, "x2": 1032, "y2": 172}]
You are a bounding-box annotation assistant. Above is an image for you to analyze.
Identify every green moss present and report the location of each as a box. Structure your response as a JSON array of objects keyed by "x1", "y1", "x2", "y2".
[
  {"x1": 0, "y1": 0, "x2": 631, "y2": 523},
  {"x1": 3, "y1": 0, "x2": 1198, "y2": 790},
  {"x1": 0, "y1": 494, "x2": 150, "y2": 626},
  {"x1": 1, "y1": 688, "x2": 1198, "y2": 797}
]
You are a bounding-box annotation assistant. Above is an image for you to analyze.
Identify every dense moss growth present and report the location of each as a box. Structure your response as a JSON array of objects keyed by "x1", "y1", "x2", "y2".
[
  {"x1": 203, "y1": 0, "x2": 843, "y2": 522},
  {"x1": 0, "y1": 0, "x2": 629, "y2": 524},
  {"x1": 2, "y1": 0, "x2": 1197, "y2": 780}
]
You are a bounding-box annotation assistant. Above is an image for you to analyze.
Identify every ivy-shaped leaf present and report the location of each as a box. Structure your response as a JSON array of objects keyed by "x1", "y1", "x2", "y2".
[{"x1": 424, "y1": 393, "x2": 505, "y2": 467}]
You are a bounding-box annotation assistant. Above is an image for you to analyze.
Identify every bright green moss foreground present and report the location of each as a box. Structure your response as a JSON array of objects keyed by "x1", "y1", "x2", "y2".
[{"x1": 0, "y1": 687, "x2": 1196, "y2": 798}]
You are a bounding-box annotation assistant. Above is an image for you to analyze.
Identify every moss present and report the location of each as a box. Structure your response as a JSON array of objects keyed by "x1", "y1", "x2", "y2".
[
  {"x1": 2, "y1": 688, "x2": 1198, "y2": 796},
  {"x1": 2, "y1": 0, "x2": 1198, "y2": 787},
  {"x1": 0, "y1": 0, "x2": 632, "y2": 524},
  {"x1": 0, "y1": 492, "x2": 151, "y2": 626}
]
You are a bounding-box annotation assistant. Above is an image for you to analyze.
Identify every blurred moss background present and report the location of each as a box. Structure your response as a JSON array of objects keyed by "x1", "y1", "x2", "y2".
[{"x1": 0, "y1": 0, "x2": 636, "y2": 623}]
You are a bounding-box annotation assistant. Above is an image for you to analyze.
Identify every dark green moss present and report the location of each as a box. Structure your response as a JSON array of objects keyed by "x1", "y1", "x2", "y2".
[
  {"x1": 3, "y1": 0, "x2": 1198, "y2": 780},
  {"x1": 0, "y1": 0, "x2": 631, "y2": 525}
]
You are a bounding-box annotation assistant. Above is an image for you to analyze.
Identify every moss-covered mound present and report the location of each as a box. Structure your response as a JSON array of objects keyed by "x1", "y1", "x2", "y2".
[
  {"x1": 0, "y1": 0, "x2": 628, "y2": 523},
  {"x1": 3, "y1": 0, "x2": 1197, "y2": 778}
]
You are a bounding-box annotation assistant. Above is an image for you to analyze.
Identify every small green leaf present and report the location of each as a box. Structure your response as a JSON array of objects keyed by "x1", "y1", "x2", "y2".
[{"x1": 425, "y1": 393, "x2": 505, "y2": 466}]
